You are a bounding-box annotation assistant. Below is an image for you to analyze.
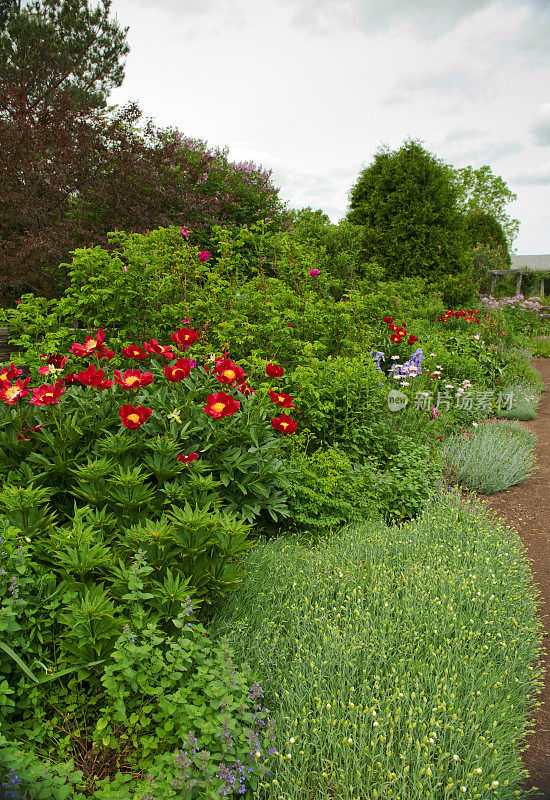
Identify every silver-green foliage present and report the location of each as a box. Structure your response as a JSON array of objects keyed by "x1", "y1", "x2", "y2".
[
  {"x1": 498, "y1": 382, "x2": 541, "y2": 421},
  {"x1": 441, "y1": 420, "x2": 536, "y2": 493},
  {"x1": 214, "y1": 491, "x2": 542, "y2": 800}
]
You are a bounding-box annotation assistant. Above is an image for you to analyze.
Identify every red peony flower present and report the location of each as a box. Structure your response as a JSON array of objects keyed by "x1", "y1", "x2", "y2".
[
  {"x1": 119, "y1": 404, "x2": 152, "y2": 429},
  {"x1": 17, "y1": 424, "x2": 44, "y2": 443},
  {"x1": 383, "y1": 317, "x2": 394, "y2": 324},
  {"x1": 271, "y1": 414, "x2": 298, "y2": 434},
  {"x1": 121, "y1": 345, "x2": 148, "y2": 360},
  {"x1": 0, "y1": 363, "x2": 22, "y2": 381},
  {"x1": 75, "y1": 365, "x2": 114, "y2": 389},
  {"x1": 266, "y1": 363, "x2": 284, "y2": 378},
  {"x1": 164, "y1": 358, "x2": 192, "y2": 382},
  {"x1": 142, "y1": 339, "x2": 175, "y2": 360},
  {"x1": 237, "y1": 381, "x2": 254, "y2": 396},
  {"x1": 0, "y1": 377, "x2": 31, "y2": 404},
  {"x1": 203, "y1": 391, "x2": 240, "y2": 419},
  {"x1": 40, "y1": 353, "x2": 68, "y2": 369},
  {"x1": 269, "y1": 389, "x2": 295, "y2": 408},
  {"x1": 198, "y1": 250, "x2": 211, "y2": 262},
  {"x1": 171, "y1": 328, "x2": 199, "y2": 347},
  {"x1": 177, "y1": 453, "x2": 200, "y2": 464},
  {"x1": 70, "y1": 328, "x2": 112, "y2": 358},
  {"x1": 408, "y1": 335, "x2": 419, "y2": 345},
  {"x1": 30, "y1": 380, "x2": 66, "y2": 406},
  {"x1": 213, "y1": 359, "x2": 246, "y2": 385},
  {"x1": 390, "y1": 334, "x2": 403, "y2": 343},
  {"x1": 63, "y1": 372, "x2": 80, "y2": 386},
  {"x1": 96, "y1": 347, "x2": 114, "y2": 360},
  {"x1": 113, "y1": 369, "x2": 154, "y2": 390}
]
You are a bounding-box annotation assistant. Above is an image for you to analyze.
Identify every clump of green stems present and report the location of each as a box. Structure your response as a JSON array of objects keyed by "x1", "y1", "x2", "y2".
[
  {"x1": 213, "y1": 490, "x2": 543, "y2": 800},
  {"x1": 441, "y1": 419, "x2": 536, "y2": 493}
]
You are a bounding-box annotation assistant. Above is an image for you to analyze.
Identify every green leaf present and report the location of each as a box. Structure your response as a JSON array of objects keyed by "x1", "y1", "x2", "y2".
[{"x1": 0, "y1": 640, "x2": 39, "y2": 682}]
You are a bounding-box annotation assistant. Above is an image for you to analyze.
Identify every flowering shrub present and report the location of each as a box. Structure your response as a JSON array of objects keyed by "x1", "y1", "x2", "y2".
[{"x1": 0, "y1": 327, "x2": 293, "y2": 603}]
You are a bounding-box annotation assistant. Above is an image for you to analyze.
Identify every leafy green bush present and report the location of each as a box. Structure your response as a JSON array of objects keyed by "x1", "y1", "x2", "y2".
[
  {"x1": 284, "y1": 354, "x2": 385, "y2": 460},
  {"x1": 0, "y1": 537, "x2": 276, "y2": 798},
  {"x1": 213, "y1": 490, "x2": 542, "y2": 800},
  {"x1": 283, "y1": 445, "x2": 377, "y2": 537},
  {"x1": 441, "y1": 419, "x2": 536, "y2": 493}
]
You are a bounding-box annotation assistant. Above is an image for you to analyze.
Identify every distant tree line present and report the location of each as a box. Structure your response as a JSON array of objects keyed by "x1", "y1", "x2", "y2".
[
  {"x1": 0, "y1": 1, "x2": 518, "y2": 307},
  {"x1": 0, "y1": 0, "x2": 287, "y2": 305}
]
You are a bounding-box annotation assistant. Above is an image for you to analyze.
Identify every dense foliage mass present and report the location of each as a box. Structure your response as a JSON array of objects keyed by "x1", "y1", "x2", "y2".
[
  {"x1": 347, "y1": 139, "x2": 469, "y2": 281},
  {"x1": 0, "y1": 0, "x2": 287, "y2": 305},
  {"x1": 215, "y1": 491, "x2": 542, "y2": 800},
  {"x1": 0, "y1": 216, "x2": 547, "y2": 797},
  {"x1": 0, "y1": 6, "x2": 547, "y2": 793}
]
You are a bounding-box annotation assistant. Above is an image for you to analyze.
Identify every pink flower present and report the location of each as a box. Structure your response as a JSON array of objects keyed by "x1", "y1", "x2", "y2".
[
  {"x1": 122, "y1": 266, "x2": 128, "y2": 272},
  {"x1": 181, "y1": 228, "x2": 189, "y2": 239},
  {"x1": 198, "y1": 250, "x2": 211, "y2": 262},
  {"x1": 309, "y1": 269, "x2": 320, "y2": 277}
]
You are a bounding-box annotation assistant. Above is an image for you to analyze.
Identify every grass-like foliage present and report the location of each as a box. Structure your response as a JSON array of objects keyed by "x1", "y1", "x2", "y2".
[
  {"x1": 213, "y1": 491, "x2": 542, "y2": 800},
  {"x1": 441, "y1": 419, "x2": 536, "y2": 493},
  {"x1": 497, "y1": 382, "x2": 541, "y2": 421},
  {"x1": 529, "y1": 336, "x2": 550, "y2": 358}
]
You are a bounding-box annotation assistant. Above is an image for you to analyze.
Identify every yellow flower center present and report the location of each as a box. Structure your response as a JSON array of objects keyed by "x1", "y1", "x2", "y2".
[
  {"x1": 223, "y1": 370, "x2": 236, "y2": 380},
  {"x1": 5, "y1": 386, "x2": 18, "y2": 399},
  {"x1": 212, "y1": 402, "x2": 226, "y2": 413},
  {"x1": 44, "y1": 393, "x2": 54, "y2": 399},
  {"x1": 126, "y1": 376, "x2": 139, "y2": 385},
  {"x1": 280, "y1": 422, "x2": 289, "y2": 429},
  {"x1": 128, "y1": 413, "x2": 140, "y2": 424}
]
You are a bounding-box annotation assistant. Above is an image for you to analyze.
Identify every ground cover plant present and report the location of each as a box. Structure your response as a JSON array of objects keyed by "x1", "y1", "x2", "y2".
[
  {"x1": 496, "y1": 382, "x2": 541, "y2": 420},
  {"x1": 213, "y1": 490, "x2": 543, "y2": 800},
  {"x1": 441, "y1": 419, "x2": 536, "y2": 493}
]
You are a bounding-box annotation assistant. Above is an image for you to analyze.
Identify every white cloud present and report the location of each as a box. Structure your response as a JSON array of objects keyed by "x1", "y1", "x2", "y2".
[
  {"x1": 530, "y1": 103, "x2": 550, "y2": 145},
  {"x1": 107, "y1": 0, "x2": 550, "y2": 251},
  {"x1": 512, "y1": 162, "x2": 550, "y2": 184}
]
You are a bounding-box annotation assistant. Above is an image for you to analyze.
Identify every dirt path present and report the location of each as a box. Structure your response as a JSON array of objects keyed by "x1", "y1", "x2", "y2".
[{"x1": 481, "y1": 358, "x2": 550, "y2": 799}]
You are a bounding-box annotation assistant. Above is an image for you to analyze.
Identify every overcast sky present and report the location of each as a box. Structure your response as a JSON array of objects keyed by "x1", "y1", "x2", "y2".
[{"x1": 108, "y1": 0, "x2": 550, "y2": 253}]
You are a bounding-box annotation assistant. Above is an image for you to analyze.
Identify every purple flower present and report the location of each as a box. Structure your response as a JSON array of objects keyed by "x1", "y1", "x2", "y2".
[
  {"x1": 309, "y1": 269, "x2": 320, "y2": 277},
  {"x1": 198, "y1": 250, "x2": 211, "y2": 262}
]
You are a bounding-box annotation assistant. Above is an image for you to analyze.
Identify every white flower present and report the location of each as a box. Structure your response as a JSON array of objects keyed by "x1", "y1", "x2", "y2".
[
  {"x1": 472, "y1": 422, "x2": 478, "y2": 427},
  {"x1": 391, "y1": 355, "x2": 400, "y2": 360},
  {"x1": 402, "y1": 381, "x2": 410, "y2": 386},
  {"x1": 289, "y1": 738, "x2": 295, "y2": 744}
]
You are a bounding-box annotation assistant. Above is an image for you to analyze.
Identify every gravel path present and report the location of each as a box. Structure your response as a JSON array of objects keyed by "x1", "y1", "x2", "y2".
[{"x1": 481, "y1": 358, "x2": 550, "y2": 798}]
